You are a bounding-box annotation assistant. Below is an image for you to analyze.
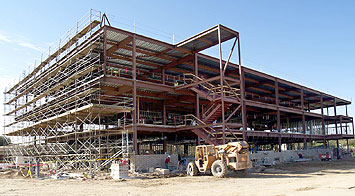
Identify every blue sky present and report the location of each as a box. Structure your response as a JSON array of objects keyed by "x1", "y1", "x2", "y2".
[{"x1": 0, "y1": 0, "x2": 354, "y2": 128}]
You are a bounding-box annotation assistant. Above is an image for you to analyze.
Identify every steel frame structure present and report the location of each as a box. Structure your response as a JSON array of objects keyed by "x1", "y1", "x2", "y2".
[{"x1": 3, "y1": 11, "x2": 354, "y2": 173}]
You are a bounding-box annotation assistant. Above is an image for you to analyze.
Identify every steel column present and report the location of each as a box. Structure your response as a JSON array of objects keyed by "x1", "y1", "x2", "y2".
[
  {"x1": 334, "y1": 98, "x2": 337, "y2": 134},
  {"x1": 320, "y1": 94, "x2": 326, "y2": 146},
  {"x1": 218, "y1": 25, "x2": 226, "y2": 144},
  {"x1": 132, "y1": 34, "x2": 138, "y2": 154},
  {"x1": 163, "y1": 100, "x2": 166, "y2": 125},
  {"x1": 334, "y1": 99, "x2": 340, "y2": 159},
  {"x1": 340, "y1": 116, "x2": 343, "y2": 135},
  {"x1": 194, "y1": 53, "x2": 200, "y2": 119},
  {"x1": 275, "y1": 80, "x2": 281, "y2": 152},
  {"x1": 194, "y1": 53, "x2": 200, "y2": 118},
  {"x1": 238, "y1": 37, "x2": 247, "y2": 141},
  {"x1": 194, "y1": 53, "x2": 200, "y2": 144},
  {"x1": 352, "y1": 118, "x2": 354, "y2": 137},
  {"x1": 346, "y1": 105, "x2": 348, "y2": 116},
  {"x1": 345, "y1": 105, "x2": 348, "y2": 135},
  {"x1": 336, "y1": 139, "x2": 340, "y2": 159},
  {"x1": 195, "y1": 95, "x2": 200, "y2": 119},
  {"x1": 301, "y1": 88, "x2": 306, "y2": 148},
  {"x1": 103, "y1": 26, "x2": 107, "y2": 75},
  {"x1": 163, "y1": 139, "x2": 167, "y2": 153}
]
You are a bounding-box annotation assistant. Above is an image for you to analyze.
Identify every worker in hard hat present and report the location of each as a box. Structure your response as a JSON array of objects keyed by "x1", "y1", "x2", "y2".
[{"x1": 165, "y1": 155, "x2": 171, "y2": 170}]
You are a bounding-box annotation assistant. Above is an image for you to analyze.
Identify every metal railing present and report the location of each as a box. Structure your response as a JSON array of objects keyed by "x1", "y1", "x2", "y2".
[
  {"x1": 326, "y1": 125, "x2": 353, "y2": 135},
  {"x1": 182, "y1": 73, "x2": 240, "y2": 100},
  {"x1": 183, "y1": 114, "x2": 217, "y2": 136},
  {"x1": 106, "y1": 64, "x2": 185, "y2": 87},
  {"x1": 5, "y1": 9, "x2": 102, "y2": 95}
]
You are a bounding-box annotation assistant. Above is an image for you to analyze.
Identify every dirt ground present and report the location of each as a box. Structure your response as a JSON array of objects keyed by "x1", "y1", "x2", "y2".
[{"x1": 1, "y1": 158, "x2": 355, "y2": 196}]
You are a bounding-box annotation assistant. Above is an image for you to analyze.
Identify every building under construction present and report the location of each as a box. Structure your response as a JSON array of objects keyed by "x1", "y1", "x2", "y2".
[{"x1": 3, "y1": 10, "x2": 354, "y2": 172}]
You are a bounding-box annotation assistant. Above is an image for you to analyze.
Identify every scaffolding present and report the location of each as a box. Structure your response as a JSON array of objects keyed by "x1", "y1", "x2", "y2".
[{"x1": 3, "y1": 10, "x2": 133, "y2": 173}]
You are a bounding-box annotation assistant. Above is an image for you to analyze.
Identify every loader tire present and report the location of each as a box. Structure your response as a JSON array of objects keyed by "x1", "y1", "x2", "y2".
[
  {"x1": 187, "y1": 162, "x2": 198, "y2": 176},
  {"x1": 211, "y1": 160, "x2": 227, "y2": 178}
]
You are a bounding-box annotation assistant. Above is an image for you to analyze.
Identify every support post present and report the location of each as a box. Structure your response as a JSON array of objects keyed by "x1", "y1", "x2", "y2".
[
  {"x1": 346, "y1": 105, "x2": 348, "y2": 116},
  {"x1": 184, "y1": 144, "x2": 188, "y2": 155},
  {"x1": 334, "y1": 100, "x2": 339, "y2": 159},
  {"x1": 301, "y1": 89, "x2": 306, "y2": 148},
  {"x1": 194, "y1": 53, "x2": 201, "y2": 144},
  {"x1": 336, "y1": 139, "x2": 340, "y2": 159},
  {"x1": 103, "y1": 26, "x2": 107, "y2": 75},
  {"x1": 194, "y1": 53, "x2": 200, "y2": 119},
  {"x1": 320, "y1": 94, "x2": 326, "y2": 146},
  {"x1": 163, "y1": 100, "x2": 166, "y2": 125},
  {"x1": 132, "y1": 34, "x2": 138, "y2": 155},
  {"x1": 275, "y1": 80, "x2": 281, "y2": 152},
  {"x1": 195, "y1": 93, "x2": 200, "y2": 118},
  {"x1": 334, "y1": 98, "x2": 337, "y2": 134},
  {"x1": 238, "y1": 36, "x2": 247, "y2": 141},
  {"x1": 137, "y1": 97, "x2": 140, "y2": 123},
  {"x1": 345, "y1": 105, "x2": 348, "y2": 135},
  {"x1": 218, "y1": 25, "x2": 226, "y2": 144},
  {"x1": 35, "y1": 160, "x2": 40, "y2": 178},
  {"x1": 196, "y1": 137, "x2": 200, "y2": 146},
  {"x1": 163, "y1": 139, "x2": 167, "y2": 153},
  {"x1": 340, "y1": 116, "x2": 343, "y2": 135}
]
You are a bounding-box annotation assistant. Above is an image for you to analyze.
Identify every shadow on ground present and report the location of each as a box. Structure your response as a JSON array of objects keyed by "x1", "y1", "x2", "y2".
[{"x1": 247, "y1": 158, "x2": 355, "y2": 177}]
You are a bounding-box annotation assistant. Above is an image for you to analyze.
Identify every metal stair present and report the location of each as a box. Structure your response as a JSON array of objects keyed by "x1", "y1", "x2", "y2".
[
  {"x1": 181, "y1": 73, "x2": 242, "y2": 145},
  {"x1": 203, "y1": 102, "x2": 232, "y2": 124}
]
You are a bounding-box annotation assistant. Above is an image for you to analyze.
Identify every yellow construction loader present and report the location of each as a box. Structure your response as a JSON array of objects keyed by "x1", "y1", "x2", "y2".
[{"x1": 187, "y1": 141, "x2": 252, "y2": 178}]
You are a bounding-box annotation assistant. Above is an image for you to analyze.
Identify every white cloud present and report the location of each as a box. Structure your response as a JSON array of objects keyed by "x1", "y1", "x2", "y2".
[
  {"x1": 0, "y1": 32, "x2": 11, "y2": 43},
  {"x1": 0, "y1": 30, "x2": 43, "y2": 52},
  {"x1": 17, "y1": 41, "x2": 42, "y2": 52}
]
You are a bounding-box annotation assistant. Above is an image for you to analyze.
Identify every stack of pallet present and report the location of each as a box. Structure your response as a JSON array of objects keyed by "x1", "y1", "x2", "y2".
[{"x1": 110, "y1": 161, "x2": 129, "y2": 179}]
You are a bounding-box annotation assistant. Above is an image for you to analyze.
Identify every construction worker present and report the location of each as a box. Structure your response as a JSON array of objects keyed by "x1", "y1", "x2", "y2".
[
  {"x1": 350, "y1": 149, "x2": 354, "y2": 157},
  {"x1": 177, "y1": 154, "x2": 184, "y2": 171},
  {"x1": 165, "y1": 155, "x2": 171, "y2": 170}
]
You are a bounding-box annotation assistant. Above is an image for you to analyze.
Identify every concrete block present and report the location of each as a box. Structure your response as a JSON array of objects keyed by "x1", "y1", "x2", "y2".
[
  {"x1": 110, "y1": 163, "x2": 129, "y2": 179},
  {"x1": 250, "y1": 149, "x2": 333, "y2": 164},
  {"x1": 130, "y1": 154, "x2": 178, "y2": 172},
  {"x1": 155, "y1": 168, "x2": 169, "y2": 175}
]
